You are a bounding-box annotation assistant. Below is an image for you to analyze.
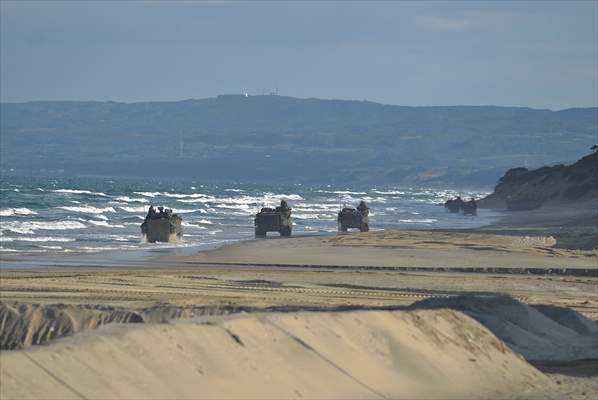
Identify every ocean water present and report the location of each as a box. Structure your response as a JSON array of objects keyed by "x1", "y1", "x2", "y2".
[{"x1": 0, "y1": 176, "x2": 498, "y2": 259}]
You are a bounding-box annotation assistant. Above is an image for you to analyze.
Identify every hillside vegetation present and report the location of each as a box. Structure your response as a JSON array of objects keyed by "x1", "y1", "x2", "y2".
[
  {"x1": 1, "y1": 95, "x2": 596, "y2": 185},
  {"x1": 480, "y1": 151, "x2": 598, "y2": 208}
]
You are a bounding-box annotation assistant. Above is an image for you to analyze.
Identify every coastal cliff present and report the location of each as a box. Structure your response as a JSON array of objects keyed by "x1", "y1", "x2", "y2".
[{"x1": 479, "y1": 151, "x2": 598, "y2": 210}]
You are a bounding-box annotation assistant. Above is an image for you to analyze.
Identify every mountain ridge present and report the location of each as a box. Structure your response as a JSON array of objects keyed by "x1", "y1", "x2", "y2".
[{"x1": 1, "y1": 95, "x2": 596, "y2": 185}]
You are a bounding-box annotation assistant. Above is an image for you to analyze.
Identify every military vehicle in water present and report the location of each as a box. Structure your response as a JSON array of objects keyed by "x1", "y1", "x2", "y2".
[
  {"x1": 445, "y1": 197, "x2": 477, "y2": 215},
  {"x1": 141, "y1": 206, "x2": 183, "y2": 243},
  {"x1": 461, "y1": 199, "x2": 478, "y2": 216},
  {"x1": 337, "y1": 201, "x2": 369, "y2": 232},
  {"x1": 254, "y1": 200, "x2": 292, "y2": 237},
  {"x1": 444, "y1": 197, "x2": 464, "y2": 213}
]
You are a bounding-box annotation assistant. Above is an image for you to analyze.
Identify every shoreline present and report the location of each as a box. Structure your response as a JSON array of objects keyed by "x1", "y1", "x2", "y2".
[{"x1": 2, "y1": 200, "x2": 595, "y2": 269}]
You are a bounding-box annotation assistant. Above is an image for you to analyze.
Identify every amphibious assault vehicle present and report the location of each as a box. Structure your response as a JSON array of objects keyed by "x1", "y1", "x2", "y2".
[
  {"x1": 141, "y1": 206, "x2": 182, "y2": 243},
  {"x1": 444, "y1": 197, "x2": 463, "y2": 213},
  {"x1": 254, "y1": 200, "x2": 292, "y2": 237},
  {"x1": 337, "y1": 201, "x2": 369, "y2": 232},
  {"x1": 445, "y1": 197, "x2": 477, "y2": 215},
  {"x1": 461, "y1": 200, "x2": 478, "y2": 216}
]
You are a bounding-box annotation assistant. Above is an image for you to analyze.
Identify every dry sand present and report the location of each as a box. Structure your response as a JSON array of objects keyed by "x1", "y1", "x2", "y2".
[
  {"x1": 0, "y1": 307, "x2": 561, "y2": 400},
  {"x1": 176, "y1": 229, "x2": 596, "y2": 269},
  {"x1": 1, "y1": 224, "x2": 597, "y2": 399}
]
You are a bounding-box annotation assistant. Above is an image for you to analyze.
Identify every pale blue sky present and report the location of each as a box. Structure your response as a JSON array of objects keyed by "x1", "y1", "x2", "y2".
[{"x1": 1, "y1": 0, "x2": 597, "y2": 109}]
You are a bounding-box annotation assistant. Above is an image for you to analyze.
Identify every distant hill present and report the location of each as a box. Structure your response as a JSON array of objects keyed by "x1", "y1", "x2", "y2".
[
  {"x1": 1, "y1": 95, "x2": 596, "y2": 186},
  {"x1": 479, "y1": 151, "x2": 598, "y2": 209}
]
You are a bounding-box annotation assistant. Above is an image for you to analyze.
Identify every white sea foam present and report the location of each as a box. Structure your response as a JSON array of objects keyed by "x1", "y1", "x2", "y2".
[
  {"x1": 316, "y1": 190, "x2": 367, "y2": 195},
  {"x1": 398, "y1": 219, "x2": 438, "y2": 224},
  {"x1": 108, "y1": 234, "x2": 138, "y2": 242},
  {"x1": 0, "y1": 208, "x2": 38, "y2": 217},
  {"x1": 1, "y1": 220, "x2": 87, "y2": 234},
  {"x1": 215, "y1": 203, "x2": 252, "y2": 210},
  {"x1": 74, "y1": 245, "x2": 136, "y2": 252},
  {"x1": 87, "y1": 220, "x2": 125, "y2": 228},
  {"x1": 53, "y1": 189, "x2": 107, "y2": 196},
  {"x1": 262, "y1": 193, "x2": 304, "y2": 201},
  {"x1": 172, "y1": 208, "x2": 200, "y2": 214},
  {"x1": 182, "y1": 222, "x2": 207, "y2": 229},
  {"x1": 37, "y1": 245, "x2": 62, "y2": 250},
  {"x1": 177, "y1": 198, "x2": 215, "y2": 204},
  {"x1": 114, "y1": 196, "x2": 149, "y2": 203},
  {"x1": 165, "y1": 193, "x2": 211, "y2": 199},
  {"x1": 372, "y1": 190, "x2": 405, "y2": 195},
  {"x1": 0, "y1": 236, "x2": 75, "y2": 243},
  {"x1": 58, "y1": 206, "x2": 116, "y2": 214},
  {"x1": 119, "y1": 205, "x2": 149, "y2": 213},
  {"x1": 134, "y1": 191, "x2": 159, "y2": 198},
  {"x1": 293, "y1": 213, "x2": 334, "y2": 220},
  {"x1": 135, "y1": 191, "x2": 211, "y2": 199}
]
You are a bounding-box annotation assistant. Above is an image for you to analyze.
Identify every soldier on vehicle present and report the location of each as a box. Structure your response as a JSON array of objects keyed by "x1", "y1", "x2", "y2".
[
  {"x1": 357, "y1": 200, "x2": 368, "y2": 212},
  {"x1": 141, "y1": 205, "x2": 183, "y2": 243}
]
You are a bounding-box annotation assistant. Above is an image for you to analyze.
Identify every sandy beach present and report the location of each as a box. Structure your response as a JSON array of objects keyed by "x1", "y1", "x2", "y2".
[{"x1": 1, "y1": 205, "x2": 597, "y2": 399}]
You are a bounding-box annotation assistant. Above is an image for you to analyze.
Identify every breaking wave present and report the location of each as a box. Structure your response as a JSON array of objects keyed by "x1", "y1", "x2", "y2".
[
  {"x1": 1, "y1": 221, "x2": 87, "y2": 235},
  {"x1": 58, "y1": 206, "x2": 116, "y2": 214},
  {"x1": 113, "y1": 196, "x2": 149, "y2": 203},
  {"x1": 0, "y1": 208, "x2": 38, "y2": 217},
  {"x1": 0, "y1": 236, "x2": 75, "y2": 243},
  {"x1": 87, "y1": 220, "x2": 125, "y2": 228},
  {"x1": 53, "y1": 189, "x2": 107, "y2": 196},
  {"x1": 119, "y1": 206, "x2": 149, "y2": 213}
]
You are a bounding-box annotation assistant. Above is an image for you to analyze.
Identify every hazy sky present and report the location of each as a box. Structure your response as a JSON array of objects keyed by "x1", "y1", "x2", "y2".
[{"x1": 1, "y1": 1, "x2": 597, "y2": 109}]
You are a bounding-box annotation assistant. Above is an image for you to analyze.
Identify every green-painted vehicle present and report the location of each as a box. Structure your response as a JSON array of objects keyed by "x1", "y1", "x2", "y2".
[
  {"x1": 141, "y1": 206, "x2": 182, "y2": 243},
  {"x1": 338, "y1": 201, "x2": 369, "y2": 232},
  {"x1": 254, "y1": 200, "x2": 292, "y2": 237}
]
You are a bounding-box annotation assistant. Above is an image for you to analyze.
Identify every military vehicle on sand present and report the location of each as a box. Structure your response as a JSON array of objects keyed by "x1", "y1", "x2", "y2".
[
  {"x1": 141, "y1": 206, "x2": 182, "y2": 243},
  {"x1": 254, "y1": 200, "x2": 292, "y2": 237},
  {"x1": 338, "y1": 201, "x2": 369, "y2": 232}
]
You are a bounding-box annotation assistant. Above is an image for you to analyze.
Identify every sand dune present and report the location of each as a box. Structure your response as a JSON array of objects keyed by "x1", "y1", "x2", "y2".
[
  {"x1": 3, "y1": 296, "x2": 597, "y2": 360},
  {"x1": 1, "y1": 296, "x2": 597, "y2": 399},
  {"x1": 0, "y1": 302, "x2": 248, "y2": 350},
  {"x1": 1, "y1": 307, "x2": 555, "y2": 400},
  {"x1": 410, "y1": 295, "x2": 598, "y2": 361}
]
